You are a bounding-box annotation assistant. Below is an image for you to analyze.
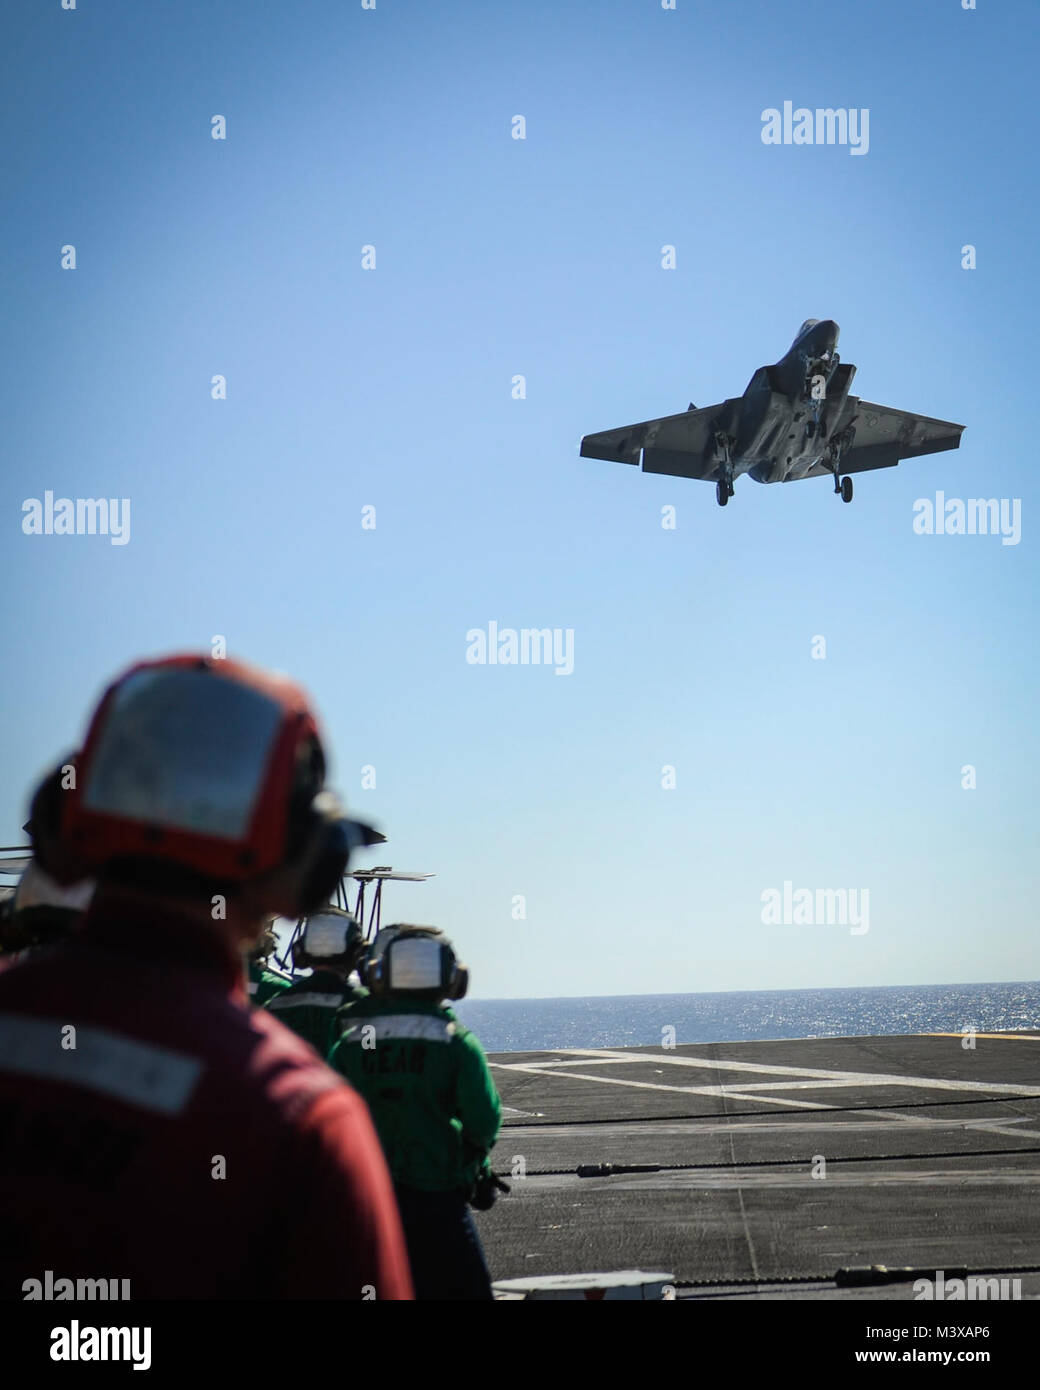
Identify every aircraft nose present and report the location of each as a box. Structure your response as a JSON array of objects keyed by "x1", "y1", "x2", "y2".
[{"x1": 803, "y1": 319, "x2": 839, "y2": 359}]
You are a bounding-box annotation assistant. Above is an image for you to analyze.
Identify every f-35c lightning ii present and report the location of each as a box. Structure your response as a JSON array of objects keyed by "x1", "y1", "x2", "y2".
[{"x1": 579, "y1": 320, "x2": 964, "y2": 507}]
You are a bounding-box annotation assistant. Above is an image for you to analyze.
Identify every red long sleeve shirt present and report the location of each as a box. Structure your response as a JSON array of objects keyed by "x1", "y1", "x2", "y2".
[{"x1": 0, "y1": 901, "x2": 412, "y2": 1300}]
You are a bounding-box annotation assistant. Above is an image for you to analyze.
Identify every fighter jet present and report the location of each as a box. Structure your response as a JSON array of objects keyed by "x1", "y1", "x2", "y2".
[{"x1": 579, "y1": 320, "x2": 964, "y2": 507}]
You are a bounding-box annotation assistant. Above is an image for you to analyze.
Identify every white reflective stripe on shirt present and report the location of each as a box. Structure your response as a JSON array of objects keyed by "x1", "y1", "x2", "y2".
[
  {"x1": 268, "y1": 992, "x2": 342, "y2": 1011},
  {"x1": 0, "y1": 1011, "x2": 203, "y2": 1116},
  {"x1": 345, "y1": 1014, "x2": 456, "y2": 1043}
]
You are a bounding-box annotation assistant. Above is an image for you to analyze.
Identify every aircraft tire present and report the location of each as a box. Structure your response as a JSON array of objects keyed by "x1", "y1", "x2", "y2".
[{"x1": 840, "y1": 476, "x2": 853, "y2": 503}]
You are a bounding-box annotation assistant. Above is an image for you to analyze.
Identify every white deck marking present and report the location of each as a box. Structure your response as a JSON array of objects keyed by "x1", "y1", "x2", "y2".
[
  {"x1": 489, "y1": 1063, "x2": 835, "y2": 1109},
  {"x1": 512, "y1": 1056, "x2": 646, "y2": 1068},
  {"x1": 490, "y1": 1046, "x2": 1040, "y2": 1125},
  {"x1": 496, "y1": 1047, "x2": 1040, "y2": 1098},
  {"x1": 502, "y1": 1110, "x2": 1040, "y2": 1141},
  {"x1": 528, "y1": 1167, "x2": 1040, "y2": 1192},
  {"x1": 707, "y1": 1079, "x2": 882, "y2": 1091}
]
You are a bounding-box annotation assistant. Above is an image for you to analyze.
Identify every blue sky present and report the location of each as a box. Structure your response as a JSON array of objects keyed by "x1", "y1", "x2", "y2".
[{"x1": 3, "y1": 0, "x2": 1037, "y2": 998}]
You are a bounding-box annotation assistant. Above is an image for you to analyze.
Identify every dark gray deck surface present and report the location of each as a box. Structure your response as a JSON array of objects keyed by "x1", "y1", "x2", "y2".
[{"x1": 474, "y1": 1034, "x2": 1040, "y2": 1299}]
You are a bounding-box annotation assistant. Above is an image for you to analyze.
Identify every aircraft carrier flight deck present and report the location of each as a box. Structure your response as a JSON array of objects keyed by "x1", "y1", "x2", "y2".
[{"x1": 475, "y1": 1033, "x2": 1040, "y2": 1300}]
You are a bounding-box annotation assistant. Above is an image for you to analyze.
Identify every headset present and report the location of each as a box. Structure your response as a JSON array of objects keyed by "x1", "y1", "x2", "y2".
[
  {"x1": 364, "y1": 924, "x2": 469, "y2": 1001},
  {"x1": 27, "y1": 654, "x2": 382, "y2": 921}
]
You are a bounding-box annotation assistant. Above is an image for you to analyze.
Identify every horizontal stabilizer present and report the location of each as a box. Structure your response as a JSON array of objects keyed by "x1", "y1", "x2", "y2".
[
  {"x1": 580, "y1": 401, "x2": 731, "y2": 478},
  {"x1": 851, "y1": 400, "x2": 964, "y2": 461}
]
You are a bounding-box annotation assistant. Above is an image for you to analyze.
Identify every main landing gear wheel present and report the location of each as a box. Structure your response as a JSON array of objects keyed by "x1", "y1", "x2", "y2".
[
  {"x1": 713, "y1": 431, "x2": 736, "y2": 508},
  {"x1": 827, "y1": 422, "x2": 857, "y2": 500}
]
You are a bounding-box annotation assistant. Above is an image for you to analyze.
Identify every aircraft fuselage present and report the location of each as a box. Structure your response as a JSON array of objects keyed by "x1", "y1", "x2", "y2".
[{"x1": 726, "y1": 319, "x2": 851, "y2": 484}]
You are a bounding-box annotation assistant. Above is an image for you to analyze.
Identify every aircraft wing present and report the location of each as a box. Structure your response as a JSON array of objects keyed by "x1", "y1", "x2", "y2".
[
  {"x1": 580, "y1": 402, "x2": 733, "y2": 481},
  {"x1": 803, "y1": 399, "x2": 964, "y2": 479}
]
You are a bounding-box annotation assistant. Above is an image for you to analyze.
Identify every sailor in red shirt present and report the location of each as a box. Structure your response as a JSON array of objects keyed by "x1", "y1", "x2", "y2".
[{"x1": 0, "y1": 654, "x2": 413, "y2": 1300}]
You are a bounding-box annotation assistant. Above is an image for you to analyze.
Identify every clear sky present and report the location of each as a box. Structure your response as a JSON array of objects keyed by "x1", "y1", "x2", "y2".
[{"x1": 3, "y1": 0, "x2": 1037, "y2": 998}]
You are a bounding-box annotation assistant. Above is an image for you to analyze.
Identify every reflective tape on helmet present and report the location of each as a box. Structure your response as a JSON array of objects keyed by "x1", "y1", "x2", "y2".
[
  {"x1": 301, "y1": 910, "x2": 357, "y2": 958},
  {"x1": 81, "y1": 666, "x2": 283, "y2": 840},
  {"x1": 387, "y1": 936, "x2": 444, "y2": 991}
]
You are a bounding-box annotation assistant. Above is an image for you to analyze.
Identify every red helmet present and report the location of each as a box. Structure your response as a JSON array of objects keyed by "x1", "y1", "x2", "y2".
[{"x1": 29, "y1": 654, "x2": 380, "y2": 917}]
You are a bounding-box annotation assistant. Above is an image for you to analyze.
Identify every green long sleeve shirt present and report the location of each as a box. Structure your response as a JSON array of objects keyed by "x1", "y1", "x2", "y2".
[
  {"x1": 246, "y1": 958, "x2": 292, "y2": 1008},
  {"x1": 265, "y1": 968, "x2": 365, "y2": 1057},
  {"x1": 329, "y1": 994, "x2": 502, "y2": 1193}
]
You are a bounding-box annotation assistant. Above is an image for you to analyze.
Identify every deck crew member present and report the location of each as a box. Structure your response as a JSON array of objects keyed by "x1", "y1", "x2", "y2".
[
  {"x1": 0, "y1": 653, "x2": 412, "y2": 1300},
  {"x1": 0, "y1": 860, "x2": 94, "y2": 962},
  {"x1": 266, "y1": 905, "x2": 366, "y2": 1056},
  {"x1": 247, "y1": 918, "x2": 293, "y2": 1007},
  {"x1": 331, "y1": 924, "x2": 502, "y2": 1300}
]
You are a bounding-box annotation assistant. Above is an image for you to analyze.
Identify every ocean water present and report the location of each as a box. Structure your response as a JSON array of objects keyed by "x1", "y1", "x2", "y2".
[{"x1": 453, "y1": 981, "x2": 1040, "y2": 1054}]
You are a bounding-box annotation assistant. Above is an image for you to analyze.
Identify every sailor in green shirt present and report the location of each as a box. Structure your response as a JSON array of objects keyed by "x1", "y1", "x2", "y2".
[
  {"x1": 329, "y1": 925, "x2": 502, "y2": 1300},
  {"x1": 265, "y1": 905, "x2": 366, "y2": 1056},
  {"x1": 245, "y1": 920, "x2": 292, "y2": 1007}
]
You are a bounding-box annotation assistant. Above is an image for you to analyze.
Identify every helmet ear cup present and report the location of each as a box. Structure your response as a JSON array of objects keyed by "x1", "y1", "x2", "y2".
[
  {"x1": 446, "y1": 963, "x2": 468, "y2": 1001},
  {"x1": 295, "y1": 816, "x2": 352, "y2": 918},
  {"x1": 255, "y1": 813, "x2": 352, "y2": 921},
  {"x1": 365, "y1": 951, "x2": 387, "y2": 995},
  {"x1": 261, "y1": 739, "x2": 353, "y2": 919},
  {"x1": 28, "y1": 760, "x2": 87, "y2": 886}
]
